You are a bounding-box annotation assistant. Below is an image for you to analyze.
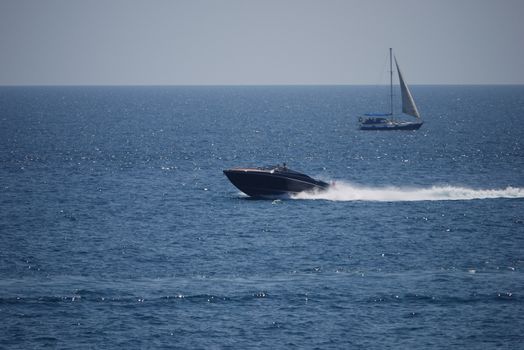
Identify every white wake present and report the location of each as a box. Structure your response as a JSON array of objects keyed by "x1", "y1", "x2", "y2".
[{"x1": 292, "y1": 181, "x2": 524, "y2": 202}]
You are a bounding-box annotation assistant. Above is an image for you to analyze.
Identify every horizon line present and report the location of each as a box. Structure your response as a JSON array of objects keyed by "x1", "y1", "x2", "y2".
[{"x1": 1, "y1": 83, "x2": 524, "y2": 88}]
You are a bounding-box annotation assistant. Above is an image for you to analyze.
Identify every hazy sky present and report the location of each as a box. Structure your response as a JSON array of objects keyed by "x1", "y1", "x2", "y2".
[{"x1": 1, "y1": 0, "x2": 523, "y2": 85}]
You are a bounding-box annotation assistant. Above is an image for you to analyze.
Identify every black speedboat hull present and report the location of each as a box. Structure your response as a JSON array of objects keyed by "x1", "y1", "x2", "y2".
[{"x1": 223, "y1": 166, "x2": 329, "y2": 198}]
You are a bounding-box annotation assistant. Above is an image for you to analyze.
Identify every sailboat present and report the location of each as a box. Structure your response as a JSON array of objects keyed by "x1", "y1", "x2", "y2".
[{"x1": 359, "y1": 48, "x2": 423, "y2": 130}]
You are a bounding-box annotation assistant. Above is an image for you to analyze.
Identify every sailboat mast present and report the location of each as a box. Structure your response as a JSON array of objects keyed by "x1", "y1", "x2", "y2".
[{"x1": 389, "y1": 48, "x2": 393, "y2": 116}]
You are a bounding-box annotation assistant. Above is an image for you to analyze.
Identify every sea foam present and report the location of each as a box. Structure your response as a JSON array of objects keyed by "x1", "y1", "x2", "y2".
[{"x1": 292, "y1": 182, "x2": 524, "y2": 202}]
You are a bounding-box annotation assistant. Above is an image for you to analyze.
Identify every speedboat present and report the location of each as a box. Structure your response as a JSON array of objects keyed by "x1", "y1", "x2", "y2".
[{"x1": 223, "y1": 164, "x2": 329, "y2": 198}]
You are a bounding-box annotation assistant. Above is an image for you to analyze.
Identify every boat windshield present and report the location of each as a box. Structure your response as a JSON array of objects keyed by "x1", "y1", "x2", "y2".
[{"x1": 259, "y1": 164, "x2": 299, "y2": 173}]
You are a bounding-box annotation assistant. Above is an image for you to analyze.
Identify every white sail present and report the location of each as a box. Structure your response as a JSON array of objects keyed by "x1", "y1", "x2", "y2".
[{"x1": 395, "y1": 58, "x2": 421, "y2": 119}]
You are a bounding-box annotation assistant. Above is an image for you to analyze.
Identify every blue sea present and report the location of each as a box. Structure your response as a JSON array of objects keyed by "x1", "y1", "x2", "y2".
[{"x1": 1, "y1": 85, "x2": 523, "y2": 349}]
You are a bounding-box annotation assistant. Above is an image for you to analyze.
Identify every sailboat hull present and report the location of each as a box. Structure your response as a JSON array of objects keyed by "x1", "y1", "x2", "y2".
[{"x1": 360, "y1": 121, "x2": 423, "y2": 130}]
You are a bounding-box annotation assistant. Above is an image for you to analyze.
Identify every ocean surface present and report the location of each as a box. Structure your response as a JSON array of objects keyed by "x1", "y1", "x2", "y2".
[{"x1": 1, "y1": 85, "x2": 523, "y2": 349}]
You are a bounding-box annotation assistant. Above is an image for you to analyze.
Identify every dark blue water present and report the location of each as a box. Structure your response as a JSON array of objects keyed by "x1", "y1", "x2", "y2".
[{"x1": 1, "y1": 86, "x2": 523, "y2": 349}]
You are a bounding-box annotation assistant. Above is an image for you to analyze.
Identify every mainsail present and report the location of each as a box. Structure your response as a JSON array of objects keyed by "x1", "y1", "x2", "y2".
[{"x1": 395, "y1": 58, "x2": 420, "y2": 119}]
